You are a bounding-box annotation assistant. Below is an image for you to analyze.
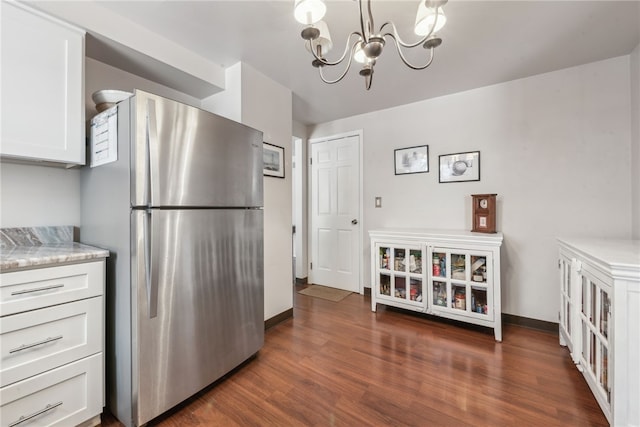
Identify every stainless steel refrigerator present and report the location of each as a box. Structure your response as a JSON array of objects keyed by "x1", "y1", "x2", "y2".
[{"x1": 81, "y1": 90, "x2": 264, "y2": 427}]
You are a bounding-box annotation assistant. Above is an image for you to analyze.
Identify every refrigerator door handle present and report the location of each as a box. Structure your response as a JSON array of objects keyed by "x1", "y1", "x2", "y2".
[
  {"x1": 146, "y1": 98, "x2": 160, "y2": 207},
  {"x1": 144, "y1": 209, "x2": 159, "y2": 318}
]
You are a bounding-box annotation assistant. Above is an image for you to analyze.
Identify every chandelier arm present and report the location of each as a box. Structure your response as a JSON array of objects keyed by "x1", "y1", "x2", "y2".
[
  {"x1": 379, "y1": 7, "x2": 443, "y2": 49},
  {"x1": 386, "y1": 34, "x2": 436, "y2": 70},
  {"x1": 381, "y1": 24, "x2": 432, "y2": 49},
  {"x1": 318, "y1": 44, "x2": 358, "y2": 84},
  {"x1": 307, "y1": 32, "x2": 363, "y2": 67}
]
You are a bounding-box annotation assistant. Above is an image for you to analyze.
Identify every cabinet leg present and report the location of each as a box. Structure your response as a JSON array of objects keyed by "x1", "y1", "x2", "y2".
[
  {"x1": 494, "y1": 327, "x2": 502, "y2": 342},
  {"x1": 371, "y1": 302, "x2": 377, "y2": 312}
]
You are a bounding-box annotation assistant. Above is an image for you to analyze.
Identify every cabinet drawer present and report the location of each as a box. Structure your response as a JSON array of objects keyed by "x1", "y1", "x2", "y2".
[
  {"x1": 0, "y1": 297, "x2": 103, "y2": 387},
  {"x1": 0, "y1": 353, "x2": 102, "y2": 427},
  {"x1": 0, "y1": 262, "x2": 104, "y2": 316}
]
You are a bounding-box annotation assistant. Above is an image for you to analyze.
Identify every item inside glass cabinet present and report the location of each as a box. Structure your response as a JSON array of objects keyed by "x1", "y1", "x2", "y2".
[
  {"x1": 409, "y1": 250, "x2": 422, "y2": 273},
  {"x1": 432, "y1": 252, "x2": 446, "y2": 277},
  {"x1": 380, "y1": 274, "x2": 390, "y2": 296},
  {"x1": 453, "y1": 285, "x2": 466, "y2": 310},
  {"x1": 380, "y1": 247, "x2": 391, "y2": 269},
  {"x1": 409, "y1": 278, "x2": 422, "y2": 302},
  {"x1": 471, "y1": 288, "x2": 488, "y2": 314},
  {"x1": 433, "y1": 281, "x2": 446, "y2": 307},
  {"x1": 471, "y1": 256, "x2": 486, "y2": 282},
  {"x1": 394, "y1": 248, "x2": 406, "y2": 271},
  {"x1": 451, "y1": 254, "x2": 466, "y2": 280},
  {"x1": 394, "y1": 276, "x2": 406, "y2": 299}
]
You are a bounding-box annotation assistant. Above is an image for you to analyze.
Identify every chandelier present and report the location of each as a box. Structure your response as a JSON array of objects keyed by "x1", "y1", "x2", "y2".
[{"x1": 294, "y1": 0, "x2": 448, "y2": 90}]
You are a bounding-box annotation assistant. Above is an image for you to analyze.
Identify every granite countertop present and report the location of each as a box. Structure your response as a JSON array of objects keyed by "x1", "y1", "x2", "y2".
[{"x1": 0, "y1": 226, "x2": 109, "y2": 272}]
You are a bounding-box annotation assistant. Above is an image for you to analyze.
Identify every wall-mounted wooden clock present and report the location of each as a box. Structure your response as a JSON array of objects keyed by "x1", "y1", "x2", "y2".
[{"x1": 472, "y1": 194, "x2": 497, "y2": 233}]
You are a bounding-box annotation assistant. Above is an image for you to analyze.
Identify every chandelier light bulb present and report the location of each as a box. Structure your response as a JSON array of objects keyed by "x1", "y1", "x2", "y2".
[
  {"x1": 414, "y1": 4, "x2": 447, "y2": 36},
  {"x1": 304, "y1": 20, "x2": 333, "y2": 56},
  {"x1": 353, "y1": 43, "x2": 366, "y2": 64},
  {"x1": 294, "y1": 0, "x2": 326, "y2": 25}
]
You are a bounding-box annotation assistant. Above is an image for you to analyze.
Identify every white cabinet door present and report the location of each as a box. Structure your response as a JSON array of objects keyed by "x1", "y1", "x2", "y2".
[
  {"x1": 0, "y1": 261, "x2": 104, "y2": 317},
  {"x1": 0, "y1": 296, "x2": 103, "y2": 387},
  {"x1": 372, "y1": 243, "x2": 426, "y2": 312},
  {"x1": 0, "y1": 2, "x2": 85, "y2": 165},
  {"x1": 0, "y1": 353, "x2": 103, "y2": 427}
]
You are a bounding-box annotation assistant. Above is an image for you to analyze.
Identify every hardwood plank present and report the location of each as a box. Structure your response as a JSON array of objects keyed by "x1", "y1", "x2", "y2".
[{"x1": 101, "y1": 292, "x2": 608, "y2": 426}]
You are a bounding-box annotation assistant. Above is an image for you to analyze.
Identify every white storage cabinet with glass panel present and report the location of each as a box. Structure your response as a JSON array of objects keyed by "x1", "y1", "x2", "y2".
[
  {"x1": 557, "y1": 238, "x2": 640, "y2": 426},
  {"x1": 369, "y1": 229, "x2": 503, "y2": 341}
]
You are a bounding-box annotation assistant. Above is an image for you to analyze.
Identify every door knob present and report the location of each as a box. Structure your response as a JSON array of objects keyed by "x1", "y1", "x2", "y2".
[{"x1": 352, "y1": 219, "x2": 358, "y2": 225}]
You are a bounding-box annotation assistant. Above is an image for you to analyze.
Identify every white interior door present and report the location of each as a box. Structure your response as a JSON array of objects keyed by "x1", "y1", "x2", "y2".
[{"x1": 310, "y1": 135, "x2": 360, "y2": 292}]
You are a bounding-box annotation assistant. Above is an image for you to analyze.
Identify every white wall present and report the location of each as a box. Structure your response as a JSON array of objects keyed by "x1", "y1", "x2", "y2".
[
  {"x1": 309, "y1": 56, "x2": 632, "y2": 323},
  {"x1": 201, "y1": 63, "x2": 242, "y2": 123},
  {"x1": 202, "y1": 63, "x2": 294, "y2": 321},
  {"x1": 0, "y1": 162, "x2": 80, "y2": 227},
  {"x1": 241, "y1": 64, "x2": 294, "y2": 321},
  {"x1": 292, "y1": 120, "x2": 309, "y2": 279},
  {"x1": 631, "y1": 43, "x2": 640, "y2": 239},
  {"x1": 86, "y1": 57, "x2": 200, "y2": 119}
]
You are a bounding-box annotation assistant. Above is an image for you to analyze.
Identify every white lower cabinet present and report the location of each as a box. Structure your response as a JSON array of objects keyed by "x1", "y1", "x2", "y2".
[
  {"x1": 0, "y1": 261, "x2": 105, "y2": 427},
  {"x1": 370, "y1": 229, "x2": 503, "y2": 341},
  {"x1": 558, "y1": 238, "x2": 640, "y2": 426},
  {"x1": 0, "y1": 353, "x2": 102, "y2": 427},
  {"x1": 0, "y1": 297, "x2": 103, "y2": 388}
]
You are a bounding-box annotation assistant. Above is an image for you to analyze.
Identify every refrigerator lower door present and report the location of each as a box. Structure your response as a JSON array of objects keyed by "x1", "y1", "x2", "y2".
[{"x1": 132, "y1": 208, "x2": 264, "y2": 426}]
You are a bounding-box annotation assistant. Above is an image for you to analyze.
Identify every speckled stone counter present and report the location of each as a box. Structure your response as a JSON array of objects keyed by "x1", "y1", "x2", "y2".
[{"x1": 0, "y1": 226, "x2": 109, "y2": 272}]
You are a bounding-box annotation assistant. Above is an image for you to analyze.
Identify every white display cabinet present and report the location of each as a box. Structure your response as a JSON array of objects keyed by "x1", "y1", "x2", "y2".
[
  {"x1": 558, "y1": 238, "x2": 640, "y2": 426},
  {"x1": 370, "y1": 229, "x2": 503, "y2": 341}
]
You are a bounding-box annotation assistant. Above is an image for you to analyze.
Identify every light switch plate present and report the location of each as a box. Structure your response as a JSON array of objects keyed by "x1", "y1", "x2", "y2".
[{"x1": 375, "y1": 196, "x2": 382, "y2": 208}]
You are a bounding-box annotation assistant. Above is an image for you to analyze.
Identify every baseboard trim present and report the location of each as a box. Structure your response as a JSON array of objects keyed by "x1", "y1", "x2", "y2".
[
  {"x1": 295, "y1": 277, "x2": 308, "y2": 285},
  {"x1": 264, "y1": 308, "x2": 294, "y2": 330},
  {"x1": 502, "y1": 313, "x2": 558, "y2": 333}
]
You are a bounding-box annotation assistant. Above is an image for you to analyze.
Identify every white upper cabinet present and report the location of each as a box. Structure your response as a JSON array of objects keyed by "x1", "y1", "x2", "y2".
[{"x1": 1, "y1": 1, "x2": 85, "y2": 165}]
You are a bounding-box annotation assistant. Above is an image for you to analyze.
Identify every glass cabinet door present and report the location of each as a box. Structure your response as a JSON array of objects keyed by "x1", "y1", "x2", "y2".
[
  {"x1": 558, "y1": 255, "x2": 573, "y2": 350},
  {"x1": 579, "y1": 272, "x2": 611, "y2": 405},
  {"x1": 428, "y1": 247, "x2": 492, "y2": 320},
  {"x1": 375, "y1": 243, "x2": 425, "y2": 308}
]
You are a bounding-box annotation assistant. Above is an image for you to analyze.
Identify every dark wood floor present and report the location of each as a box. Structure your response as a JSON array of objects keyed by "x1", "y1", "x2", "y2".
[{"x1": 102, "y1": 288, "x2": 608, "y2": 426}]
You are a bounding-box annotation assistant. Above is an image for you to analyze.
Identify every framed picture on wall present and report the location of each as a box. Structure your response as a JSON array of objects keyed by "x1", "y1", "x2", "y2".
[
  {"x1": 263, "y1": 142, "x2": 285, "y2": 178},
  {"x1": 394, "y1": 145, "x2": 429, "y2": 175},
  {"x1": 439, "y1": 151, "x2": 480, "y2": 183}
]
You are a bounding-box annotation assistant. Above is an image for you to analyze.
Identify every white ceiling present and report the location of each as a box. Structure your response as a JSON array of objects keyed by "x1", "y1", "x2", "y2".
[{"x1": 94, "y1": 0, "x2": 639, "y2": 125}]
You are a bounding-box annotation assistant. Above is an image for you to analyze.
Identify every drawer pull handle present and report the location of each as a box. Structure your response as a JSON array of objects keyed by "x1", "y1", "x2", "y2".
[
  {"x1": 9, "y1": 335, "x2": 63, "y2": 354},
  {"x1": 11, "y1": 284, "x2": 64, "y2": 296},
  {"x1": 8, "y1": 401, "x2": 63, "y2": 427}
]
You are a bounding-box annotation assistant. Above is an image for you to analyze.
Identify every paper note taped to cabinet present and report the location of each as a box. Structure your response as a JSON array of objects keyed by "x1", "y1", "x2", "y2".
[{"x1": 90, "y1": 106, "x2": 118, "y2": 167}]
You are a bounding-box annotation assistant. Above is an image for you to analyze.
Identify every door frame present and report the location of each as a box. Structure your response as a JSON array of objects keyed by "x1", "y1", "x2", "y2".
[{"x1": 307, "y1": 130, "x2": 364, "y2": 294}]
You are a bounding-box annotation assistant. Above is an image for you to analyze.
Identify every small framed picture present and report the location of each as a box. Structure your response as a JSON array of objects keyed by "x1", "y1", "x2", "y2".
[
  {"x1": 263, "y1": 142, "x2": 285, "y2": 178},
  {"x1": 394, "y1": 145, "x2": 429, "y2": 175},
  {"x1": 439, "y1": 151, "x2": 480, "y2": 183}
]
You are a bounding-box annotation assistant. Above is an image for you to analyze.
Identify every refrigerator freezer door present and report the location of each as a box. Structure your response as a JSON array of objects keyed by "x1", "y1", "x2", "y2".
[
  {"x1": 131, "y1": 208, "x2": 264, "y2": 426},
  {"x1": 131, "y1": 90, "x2": 264, "y2": 208}
]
